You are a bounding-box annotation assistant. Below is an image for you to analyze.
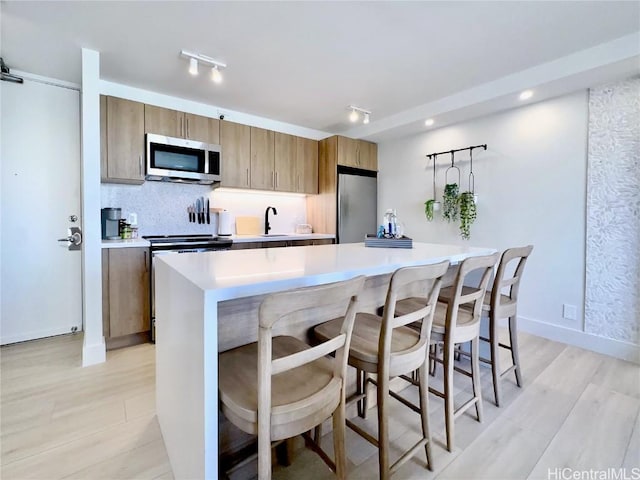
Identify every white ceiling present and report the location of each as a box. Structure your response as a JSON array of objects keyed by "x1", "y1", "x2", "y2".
[{"x1": 2, "y1": 1, "x2": 639, "y2": 140}]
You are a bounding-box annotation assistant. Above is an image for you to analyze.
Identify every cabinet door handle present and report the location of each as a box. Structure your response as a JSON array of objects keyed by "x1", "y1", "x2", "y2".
[
  {"x1": 275, "y1": 171, "x2": 278, "y2": 188},
  {"x1": 298, "y1": 174, "x2": 301, "y2": 192},
  {"x1": 186, "y1": 118, "x2": 189, "y2": 138},
  {"x1": 180, "y1": 116, "x2": 184, "y2": 137},
  {"x1": 144, "y1": 251, "x2": 148, "y2": 272},
  {"x1": 139, "y1": 155, "x2": 143, "y2": 176},
  {"x1": 246, "y1": 168, "x2": 249, "y2": 186}
]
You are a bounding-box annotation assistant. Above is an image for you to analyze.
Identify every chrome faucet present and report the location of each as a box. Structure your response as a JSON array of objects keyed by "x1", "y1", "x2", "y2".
[{"x1": 264, "y1": 206, "x2": 277, "y2": 235}]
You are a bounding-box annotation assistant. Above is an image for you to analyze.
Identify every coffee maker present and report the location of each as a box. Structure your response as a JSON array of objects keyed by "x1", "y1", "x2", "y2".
[{"x1": 101, "y1": 208, "x2": 122, "y2": 240}]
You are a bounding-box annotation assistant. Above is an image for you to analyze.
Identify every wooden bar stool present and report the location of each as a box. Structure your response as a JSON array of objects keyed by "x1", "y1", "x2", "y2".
[
  {"x1": 438, "y1": 245, "x2": 534, "y2": 406},
  {"x1": 394, "y1": 253, "x2": 499, "y2": 452},
  {"x1": 314, "y1": 261, "x2": 450, "y2": 480},
  {"x1": 218, "y1": 275, "x2": 366, "y2": 480}
]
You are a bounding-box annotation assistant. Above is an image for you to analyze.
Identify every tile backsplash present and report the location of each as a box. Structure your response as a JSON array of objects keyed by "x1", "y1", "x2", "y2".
[{"x1": 101, "y1": 182, "x2": 308, "y2": 236}]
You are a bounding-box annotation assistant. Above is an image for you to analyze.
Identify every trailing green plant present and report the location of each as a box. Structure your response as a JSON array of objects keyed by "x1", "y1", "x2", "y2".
[
  {"x1": 458, "y1": 191, "x2": 477, "y2": 240},
  {"x1": 442, "y1": 183, "x2": 459, "y2": 222},
  {"x1": 424, "y1": 199, "x2": 435, "y2": 221}
]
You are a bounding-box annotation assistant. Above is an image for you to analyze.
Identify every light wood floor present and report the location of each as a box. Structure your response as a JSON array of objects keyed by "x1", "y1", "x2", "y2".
[{"x1": 1, "y1": 332, "x2": 638, "y2": 479}]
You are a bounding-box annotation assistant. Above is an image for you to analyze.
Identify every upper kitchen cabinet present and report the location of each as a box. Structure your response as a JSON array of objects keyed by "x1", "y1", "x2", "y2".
[
  {"x1": 145, "y1": 105, "x2": 220, "y2": 144},
  {"x1": 250, "y1": 127, "x2": 275, "y2": 190},
  {"x1": 296, "y1": 137, "x2": 318, "y2": 194},
  {"x1": 359, "y1": 140, "x2": 378, "y2": 171},
  {"x1": 101, "y1": 96, "x2": 145, "y2": 184},
  {"x1": 336, "y1": 136, "x2": 378, "y2": 171},
  {"x1": 220, "y1": 121, "x2": 251, "y2": 188},
  {"x1": 274, "y1": 132, "x2": 296, "y2": 192}
]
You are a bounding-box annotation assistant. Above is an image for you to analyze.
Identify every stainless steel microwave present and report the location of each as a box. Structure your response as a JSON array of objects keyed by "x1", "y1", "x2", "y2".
[{"x1": 146, "y1": 134, "x2": 221, "y2": 185}]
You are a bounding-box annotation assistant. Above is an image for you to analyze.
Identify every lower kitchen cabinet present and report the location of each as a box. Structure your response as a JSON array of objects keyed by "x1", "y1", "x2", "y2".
[
  {"x1": 230, "y1": 239, "x2": 334, "y2": 250},
  {"x1": 102, "y1": 248, "x2": 150, "y2": 350}
]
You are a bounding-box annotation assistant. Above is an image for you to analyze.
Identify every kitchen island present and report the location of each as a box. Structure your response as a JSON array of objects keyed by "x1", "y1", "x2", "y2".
[{"x1": 155, "y1": 242, "x2": 496, "y2": 479}]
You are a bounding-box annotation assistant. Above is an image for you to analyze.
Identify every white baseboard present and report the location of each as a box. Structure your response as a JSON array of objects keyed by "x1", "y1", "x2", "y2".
[
  {"x1": 82, "y1": 336, "x2": 106, "y2": 366},
  {"x1": 0, "y1": 326, "x2": 79, "y2": 346},
  {"x1": 518, "y1": 316, "x2": 639, "y2": 364}
]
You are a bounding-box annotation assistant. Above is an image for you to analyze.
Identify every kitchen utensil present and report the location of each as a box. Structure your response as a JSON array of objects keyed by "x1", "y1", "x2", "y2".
[
  {"x1": 196, "y1": 199, "x2": 201, "y2": 224},
  {"x1": 187, "y1": 206, "x2": 191, "y2": 223},
  {"x1": 201, "y1": 197, "x2": 206, "y2": 224},
  {"x1": 206, "y1": 198, "x2": 210, "y2": 224}
]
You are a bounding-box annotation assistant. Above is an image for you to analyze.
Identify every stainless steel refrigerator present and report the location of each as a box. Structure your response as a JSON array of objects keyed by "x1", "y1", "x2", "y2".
[{"x1": 337, "y1": 166, "x2": 378, "y2": 243}]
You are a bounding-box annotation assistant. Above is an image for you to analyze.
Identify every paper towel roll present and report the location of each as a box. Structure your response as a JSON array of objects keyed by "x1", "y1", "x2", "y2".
[{"x1": 218, "y1": 210, "x2": 233, "y2": 236}]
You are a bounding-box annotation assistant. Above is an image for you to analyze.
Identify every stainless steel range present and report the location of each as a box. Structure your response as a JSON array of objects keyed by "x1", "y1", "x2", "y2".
[{"x1": 144, "y1": 234, "x2": 233, "y2": 341}]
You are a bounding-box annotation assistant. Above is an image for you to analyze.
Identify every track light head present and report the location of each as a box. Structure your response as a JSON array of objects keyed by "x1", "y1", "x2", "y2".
[
  {"x1": 189, "y1": 58, "x2": 198, "y2": 76},
  {"x1": 349, "y1": 108, "x2": 359, "y2": 122},
  {"x1": 211, "y1": 65, "x2": 223, "y2": 84},
  {"x1": 363, "y1": 112, "x2": 370, "y2": 124}
]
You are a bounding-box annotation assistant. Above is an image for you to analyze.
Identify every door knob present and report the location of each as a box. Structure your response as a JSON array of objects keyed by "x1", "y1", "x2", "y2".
[{"x1": 58, "y1": 227, "x2": 82, "y2": 250}]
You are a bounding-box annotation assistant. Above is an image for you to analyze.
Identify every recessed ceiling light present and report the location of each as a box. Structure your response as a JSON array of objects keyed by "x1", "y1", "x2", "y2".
[
  {"x1": 519, "y1": 90, "x2": 533, "y2": 101},
  {"x1": 425, "y1": 118, "x2": 434, "y2": 127}
]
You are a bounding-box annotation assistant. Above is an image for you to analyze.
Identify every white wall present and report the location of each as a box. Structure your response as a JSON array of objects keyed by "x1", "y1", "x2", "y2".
[{"x1": 379, "y1": 91, "x2": 588, "y2": 330}]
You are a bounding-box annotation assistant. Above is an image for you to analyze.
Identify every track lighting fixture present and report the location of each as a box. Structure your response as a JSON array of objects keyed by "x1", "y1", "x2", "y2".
[
  {"x1": 180, "y1": 50, "x2": 226, "y2": 84},
  {"x1": 347, "y1": 105, "x2": 371, "y2": 124},
  {"x1": 425, "y1": 118, "x2": 434, "y2": 127}
]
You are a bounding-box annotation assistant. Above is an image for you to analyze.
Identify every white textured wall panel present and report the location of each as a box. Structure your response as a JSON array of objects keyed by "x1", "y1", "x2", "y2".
[{"x1": 585, "y1": 77, "x2": 640, "y2": 345}]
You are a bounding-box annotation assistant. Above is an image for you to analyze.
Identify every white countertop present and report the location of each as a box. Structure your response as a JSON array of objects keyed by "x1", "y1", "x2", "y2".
[
  {"x1": 101, "y1": 238, "x2": 150, "y2": 248},
  {"x1": 232, "y1": 233, "x2": 335, "y2": 243},
  {"x1": 157, "y1": 242, "x2": 496, "y2": 300}
]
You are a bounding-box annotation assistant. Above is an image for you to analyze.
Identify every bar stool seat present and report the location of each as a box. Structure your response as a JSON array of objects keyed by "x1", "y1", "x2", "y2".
[
  {"x1": 439, "y1": 287, "x2": 515, "y2": 314},
  {"x1": 315, "y1": 313, "x2": 421, "y2": 371},
  {"x1": 219, "y1": 336, "x2": 338, "y2": 436}
]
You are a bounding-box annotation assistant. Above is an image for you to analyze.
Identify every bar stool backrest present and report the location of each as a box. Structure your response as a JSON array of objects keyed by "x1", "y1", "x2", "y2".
[{"x1": 491, "y1": 245, "x2": 534, "y2": 314}]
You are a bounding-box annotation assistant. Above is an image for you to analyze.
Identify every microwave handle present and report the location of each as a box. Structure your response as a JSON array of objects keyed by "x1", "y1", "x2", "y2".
[{"x1": 139, "y1": 155, "x2": 143, "y2": 177}]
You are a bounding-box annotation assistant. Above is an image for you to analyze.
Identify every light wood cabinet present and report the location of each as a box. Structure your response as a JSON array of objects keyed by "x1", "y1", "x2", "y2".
[
  {"x1": 296, "y1": 137, "x2": 318, "y2": 194},
  {"x1": 274, "y1": 133, "x2": 296, "y2": 192},
  {"x1": 336, "y1": 136, "x2": 377, "y2": 171},
  {"x1": 250, "y1": 127, "x2": 275, "y2": 190},
  {"x1": 102, "y1": 248, "x2": 150, "y2": 350},
  {"x1": 101, "y1": 96, "x2": 145, "y2": 184},
  {"x1": 359, "y1": 141, "x2": 378, "y2": 171},
  {"x1": 185, "y1": 113, "x2": 220, "y2": 144},
  {"x1": 145, "y1": 105, "x2": 220, "y2": 144},
  {"x1": 230, "y1": 239, "x2": 334, "y2": 250},
  {"x1": 337, "y1": 136, "x2": 360, "y2": 168},
  {"x1": 144, "y1": 105, "x2": 182, "y2": 137},
  {"x1": 220, "y1": 121, "x2": 251, "y2": 188}
]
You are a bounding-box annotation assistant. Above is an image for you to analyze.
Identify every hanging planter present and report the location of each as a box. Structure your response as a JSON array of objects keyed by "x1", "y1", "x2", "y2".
[
  {"x1": 458, "y1": 191, "x2": 477, "y2": 240},
  {"x1": 424, "y1": 155, "x2": 441, "y2": 221},
  {"x1": 442, "y1": 152, "x2": 460, "y2": 222}
]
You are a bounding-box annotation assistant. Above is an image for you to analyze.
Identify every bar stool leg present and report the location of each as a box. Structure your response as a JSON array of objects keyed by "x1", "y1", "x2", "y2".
[
  {"x1": 418, "y1": 361, "x2": 433, "y2": 471},
  {"x1": 489, "y1": 312, "x2": 502, "y2": 407},
  {"x1": 470, "y1": 337, "x2": 483, "y2": 422},
  {"x1": 332, "y1": 400, "x2": 347, "y2": 480},
  {"x1": 356, "y1": 368, "x2": 365, "y2": 418},
  {"x1": 509, "y1": 315, "x2": 523, "y2": 387},
  {"x1": 377, "y1": 372, "x2": 391, "y2": 480},
  {"x1": 443, "y1": 341, "x2": 455, "y2": 452}
]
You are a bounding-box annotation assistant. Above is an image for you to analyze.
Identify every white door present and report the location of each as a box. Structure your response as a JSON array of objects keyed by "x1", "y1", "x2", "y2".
[{"x1": 0, "y1": 78, "x2": 82, "y2": 344}]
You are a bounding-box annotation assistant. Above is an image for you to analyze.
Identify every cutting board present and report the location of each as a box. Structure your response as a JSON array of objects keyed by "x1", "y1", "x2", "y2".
[{"x1": 235, "y1": 216, "x2": 261, "y2": 235}]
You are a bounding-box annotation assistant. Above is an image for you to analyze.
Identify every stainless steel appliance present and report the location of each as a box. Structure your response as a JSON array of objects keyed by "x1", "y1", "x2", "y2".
[
  {"x1": 337, "y1": 166, "x2": 378, "y2": 243},
  {"x1": 144, "y1": 234, "x2": 233, "y2": 341},
  {"x1": 146, "y1": 134, "x2": 221, "y2": 185},
  {"x1": 101, "y1": 208, "x2": 121, "y2": 240}
]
